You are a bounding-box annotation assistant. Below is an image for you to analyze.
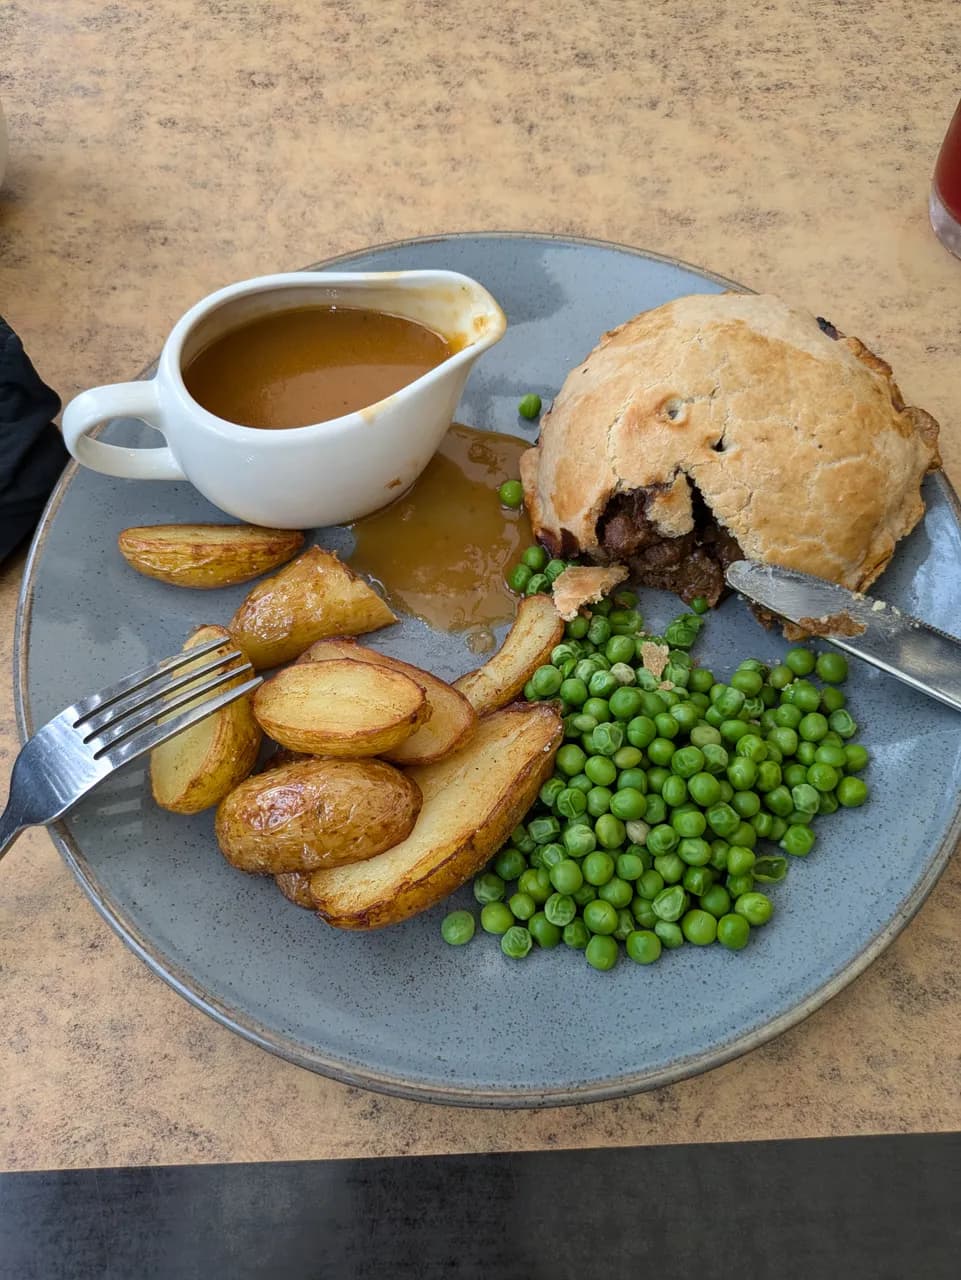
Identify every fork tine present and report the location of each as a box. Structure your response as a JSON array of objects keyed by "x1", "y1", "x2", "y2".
[
  {"x1": 88, "y1": 662, "x2": 257, "y2": 756},
  {"x1": 99, "y1": 676, "x2": 263, "y2": 771},
  {"x1": 69, "y1": 636, "x2": 229, "y2": 722},
  {"x1": 78, "y1": 648, "x2": 247, "y2": 738}
]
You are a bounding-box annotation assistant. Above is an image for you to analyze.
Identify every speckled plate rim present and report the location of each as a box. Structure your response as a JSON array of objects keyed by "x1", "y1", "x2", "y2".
[{"x1": 14, "y1": 232, "x2": 961, "y2": 1108}]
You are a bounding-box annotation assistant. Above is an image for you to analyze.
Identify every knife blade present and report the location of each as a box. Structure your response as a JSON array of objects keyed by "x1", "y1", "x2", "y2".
[{"x1": 725, "y1": 560, "x2": 961, "y2": 714}]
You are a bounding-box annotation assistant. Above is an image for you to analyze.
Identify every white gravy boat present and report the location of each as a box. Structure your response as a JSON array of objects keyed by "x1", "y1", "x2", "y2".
[{"x1": 62, "y1": 270, "x2": 507, "y2": 528}]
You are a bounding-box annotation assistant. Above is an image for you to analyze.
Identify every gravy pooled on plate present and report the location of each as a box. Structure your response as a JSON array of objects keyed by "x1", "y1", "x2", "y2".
[
  {"x1": 183, "y1": 306, "x2": 452, "y2": 429},
  {"x1": 349, "y1": 424, "x2": 532, "y2": 635}
]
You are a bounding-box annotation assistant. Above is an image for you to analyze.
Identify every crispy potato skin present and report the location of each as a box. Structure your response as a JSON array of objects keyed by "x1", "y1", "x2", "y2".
[
  {"x1": 215, "y1": 757, "x2": 422, "y2": 874},
  {"x1": 274, "y1": 871, "x2": 316, "y2": 908},
  {"x1": 453, "y1": 595, "x2": 564, "y2": 714},
  {"x1": 308, "y1": 703, "x2": 562, "y2": 928},
  {"x1": 253, "y1": 659, "x2": 428, "y2": 757},
  {"x1": 229, "y1": 547, "x2": 397, "y2": 669},
  {"x1": 149, "y1": 624, "x2": 261, "y2": 814},
  {"x1": 118, "y1": 524, "x2": 304, "y2": 589},
  {"x1": 295, "y1": 638, "x2": 477, "y2": 765}
]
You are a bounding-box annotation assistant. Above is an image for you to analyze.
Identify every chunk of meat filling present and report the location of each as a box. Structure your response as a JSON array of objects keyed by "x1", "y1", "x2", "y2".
[{"x1": 597, "y1": 486, "x2": 743, "y2": 606}]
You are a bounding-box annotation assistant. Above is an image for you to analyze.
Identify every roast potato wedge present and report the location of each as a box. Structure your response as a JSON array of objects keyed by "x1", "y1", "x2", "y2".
[
  {"x1": 150, "y1": 624, "x2": 262, "y2": 814},
  {"x1": 308, "y1": 703, "x2": 562, "y2": 929},
  {"x1": 229, "y1": 546, "x2": 397, "y2": 669},
  {"x1": 253, "y1": 659, "x2": 429, "y2": 757},
  {"x1": 118, "y1": 523, "x2": 304, "y2": 589},
  {"x1": 295, "y1": 638, "x2": 477, "y2": 765},
  {"x1": 452, "y1": 594, "x2": 564, "y2": 715},
  {"x1": 215, "y1": 756, "x2": 422, "y2": 874},
  {"x1": 275, "y1": 871, "x2": 317, "y2": 909}
]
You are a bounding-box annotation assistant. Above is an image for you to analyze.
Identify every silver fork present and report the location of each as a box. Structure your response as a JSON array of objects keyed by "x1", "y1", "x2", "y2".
[{"x1": 0, "y1": 638, "x2": 262, "y2": 858}]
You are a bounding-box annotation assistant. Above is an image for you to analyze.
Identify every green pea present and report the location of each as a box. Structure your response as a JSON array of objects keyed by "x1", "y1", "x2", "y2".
[
  {"x1": 615, "y1": 851, "x2": 645, "y2": 881},
  {"x1": 755, "y1": 760, "x2": 782, "y2": 792},
  {"x1": 499, "y1": 479, "x2": 525, "y2": 509},
  {"x1": 606, "y1": 686, "x2": 641, "y2": 722},
  {"x1": 682, "y1": 865, "x2": 714, "y2": 896},
  {"x1": 518, "y1": 867, "x2": 551, "y2": 904},
  {"x1": 726, "y1": 845, "x2": 756, "y2": 876},
  {"x1": 441, "y1": 909, "x2": 475, "y2": 945},
  {"x1": 584, "y1": 934, "x2": 618, "y2": 970},
  {"x1": 517, "y1": 392, "x2": 542, "y2": 419},
  {"x1": 647, "y1": 823, "x2": 679, "y2": 856},
  {"x1": 815, "y1": 651, "x2": 848, "y2": 683},
  {"x1": 563, "y1": 919, "x2": 590, "y2": 950},
  {"x1": 717, "y1": 913, "x2": 751, "y2": 950},
  {"x1": 783, "y1": 762, "x2": 808, "y2": 789},
  {"x1": 572, "y1": 883, "x2": 597, "y2": 906},
  {"x1": 829, "y1": 709, "x2": 858, "y2": 739},
  {"x1": 735, "y1": 734, "x2": 768, "y2": 763},
  {"x1": 585, "y1": 786, "x2": 611, "y2": 817},
  {"x1": 528, "y1": 911, "x2": 562, "y2": 948},
  {"x1": 583, "y1": 899, "x2": 619, "y2": 935},
  {"x1": 701, "y1": 743, "x2": 730, "y2": 775},
  {"x1": 530, "y1": 665, "x2": 563, "y2": 698},
  {"x1": 764, "y1": 785, "x2": 794, "y2": 817},
  {"x1": 699, "y1": 883, "x2": 732, "y2": 918},
  {"x1": 501, "y1": 925, "x2": 533, "y2": 958},
  {"x1": 677, "y1": 837, "x2": 711, "y2": 866},
  {"x1": 584, "y1": 755, "x2": 617, "y2": 786},
  {"x1": 705, "y1": 802, "x2": 740, "y2": 838},
  {"x1": 567, "y1": 773, "x2": 593, "y2": 795},
  {"x1": 734, "y1": 892, "x2": 773, "y2": 926},
  {"x1": 680, "y1": 772, "x2": 716, "y2": 808},
  {"x1": 587, "y1": 670, "x2": 618, "y2": 701},
  {"x1": 595, "y1": 813, "x2": 626, "y2": 849},
  {"x1": 653, "y1": 920, "x2": 685, "y2": 950},
  {"x1": 843, "y1": 744, "x2": 869, "y2": 773},
  {"x1": 653, "y1": 852, "x2": 686, "y2": 883},
  {"x1": 527, "y1": 815, "x2": 561, "y2": 845},
  {"x1": 785, "y1": 646, "x2": 816, "y2": 675},
  {"x1": 837, "y1": 776, "x2": 868, "y2": 807},
  {"x1": 790, "y1": 681, "x2": 822, "y2": 713},
  {"x1": 590, "y1": 722, "x2": 625, "y2": 757},
  {"x1": 549, "y1": 858, "x2": 584, "y2": 895},
  {"x1": 493, "y1": 847, "x2": 526, "y2": 881},
  {"x1": 556, "y1": 787, "x2": 588, "y2": 819},
  {"x1": 598, "y1": 876, "x2": 633, "y2": 909},
  {"x1": 587, "y1": 615, "x2": 612, "y2": 646},
  {"x1": 732, "y1": 822, "x2": 757, "y2": 849},
  {"x1": 726, "y1": 756, "x2": 758, "y2": 790},
  {"x1": 652, "y1": 884, "x2": 689, "y2": 922},
  {"x1": 631, "y1": 896, "x2": 657, "y2": 928},
  {"x1": 620, "y1": 928, "x2": 660, "y2": 965},
  {"x1": 480, "y1": 902, "x2": 514, "y2": 934},
  {"x1": 791, "y1": 783, "x2": 820, "y2": 815},
  {"x1": 520, "y1": 544, "x2": 548, "y2": 574},
  {"x1": 525, "y1": 573, "x2": 550, "y2": 595},
  {"x1": 818, "y1": 790, "x2": 840, "y2": 816},
  {"x1": 559, "y1": 677, "x2": 589, "y2": 709},
  {"x1": 473, "y1": 872, "x2": 506, "y2": 904},
  {"x1": 616, "y1": 768, "x2": 647, "y2": 794},
  {"x1": 773, "y1": 703, "x2": 802, "y2": 729},
  {"x1": 767, "y1": 667, "x2": 794, "y2": 696},
  {"x1": 719, "y1": 718, "x2": 750, "y2": 744},
  {"x1": 673, "y1": 809, "x2": 707, "y2": 839},
  {"x1": 680, "y1": 908, "x2": 717, "y2": 945},
  {"x1": 538, "y1": 843, "x2": 566, "y2": 871},
  {"x1": 610, "y1": 788, "x2": 646, "y2": 822},
  {"x1": 565, "y1": 615, "x2": 590, "y2": 639},
  {"x1": 638, "y1": 869, "x2": 664, "y2": 899},
  {"x1": 507, "y1": 563, "x2": 533, "y2": 593},
  {"x1": 661, "y1": 774, "x2": 688, "y2": 808},
  {"x1": 643, "y1": 794, "x2": 667, "y2": 825},
  {"x1": 797, "y1": 712, "x2": 829, "y2": 742},
  {"x1": 731, "y1": 668, "x2": 763, "y2": 696},
  {"x1": 767, "y1": 725, "x2": 798, "y2": 756},
  {"x1": 820, "y1": 686, "x2": 847, "y2": 713},
  {"x1": 726, "y1": 872, "x2": 755, "y2": 897},
  {"x1": 730, "y1": 790, "x2": 759, "y2": 819},
  {"x1": 670, "y1": 745, "x2": 705, "y2": 778},
  {"x1": 582, "y1": 698, "x2": 612, "y2": 723},
  {"x1": 555, "y1": 744, "x2": 585, "y2": 778},
  {"x1": 751, "y1": 812, "x2": 774, "y2": 838},
  {"x1": 795, "y1": 740, "x2": 817, "y2": 765},
  {"x1": 813, "y1": 743, "x2": 847, "y2": 769},
  {"x1": 603, "y1": 634, "x2": 634, "y2": 666},
  {"x1": 780, "y1": 824, "x2": 816, "y2": 857},
  {"x1": 807, "y1": 762, "x2": 840, "y2": 792}
]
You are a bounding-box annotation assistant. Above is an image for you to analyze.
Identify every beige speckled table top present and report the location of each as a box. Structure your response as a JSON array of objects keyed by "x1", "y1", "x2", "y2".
[{"x1": 2, "y1": 1, "x2": 961, "y2": 1172}]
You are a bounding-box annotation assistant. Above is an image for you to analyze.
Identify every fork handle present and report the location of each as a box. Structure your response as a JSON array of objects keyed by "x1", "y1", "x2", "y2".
[{"x1": 0, "y1": 801, "x2": 26, "y2": 858}]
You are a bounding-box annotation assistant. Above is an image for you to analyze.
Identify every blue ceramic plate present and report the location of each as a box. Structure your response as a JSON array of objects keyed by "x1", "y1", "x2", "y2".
[{"x1": 16, "y1": 235, "x2": 961, "y2": 1106}]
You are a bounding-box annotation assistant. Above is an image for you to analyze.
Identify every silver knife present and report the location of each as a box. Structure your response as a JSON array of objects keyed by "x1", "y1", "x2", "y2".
[{"x1": 725, "y1": 560, "x2": 961, "y2": 714}]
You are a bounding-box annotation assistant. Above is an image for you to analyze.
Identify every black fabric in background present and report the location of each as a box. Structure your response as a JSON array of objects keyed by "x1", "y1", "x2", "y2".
[
  {"x1": 0, "y1": 317, "x2": 66, "y2": 563},
  {"x1": 0, "y1": 1132, "x2": 959, "y2": 1280}
]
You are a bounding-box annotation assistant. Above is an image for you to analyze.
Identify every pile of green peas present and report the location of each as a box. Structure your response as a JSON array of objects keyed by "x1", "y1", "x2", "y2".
[{"x1": 441, "y1": 558, "x2": 870, "y2": 970}]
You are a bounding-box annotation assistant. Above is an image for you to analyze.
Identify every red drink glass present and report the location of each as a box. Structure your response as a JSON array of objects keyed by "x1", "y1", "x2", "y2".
[{"x1": 931, "y1": 99, "x2": 961, "y2": 258}]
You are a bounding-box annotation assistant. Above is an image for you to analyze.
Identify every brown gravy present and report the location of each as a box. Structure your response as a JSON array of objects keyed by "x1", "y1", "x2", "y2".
[
  {"x1": 349, "y1": 424, "x2": 532, "y2": 633},
  {"x1": 182, "y1": 305, "x2": 451, "y2": 429}
]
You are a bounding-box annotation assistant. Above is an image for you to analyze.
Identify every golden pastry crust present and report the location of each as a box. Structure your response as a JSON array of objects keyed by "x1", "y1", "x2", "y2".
[
  {"x1": 521, "y1": 293, "x2": 940, "y2": 595},
  {"x1": 551, "y1": 565, "x2": 628, "y2": 620}
]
